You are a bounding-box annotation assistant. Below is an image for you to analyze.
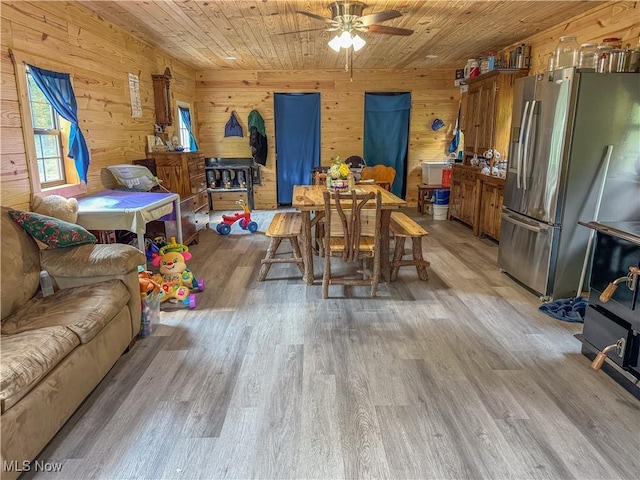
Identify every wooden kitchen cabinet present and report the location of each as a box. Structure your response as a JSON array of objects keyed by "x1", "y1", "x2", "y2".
[
  {"x1": 449, "y1": 164, "x2": 505, "y2": 242},
  {"x1": 152, "y1": 151, "x2": 208, "y2": 245},
  {"x1": 461, "y1": 69, "x2": 528, "y2": 160},
  {"x1": 448, "y1": 164, "x2": 480, "y2": 233},
  {"x1": 479, "y1": 176, "x2": 505, "y2": 241}
]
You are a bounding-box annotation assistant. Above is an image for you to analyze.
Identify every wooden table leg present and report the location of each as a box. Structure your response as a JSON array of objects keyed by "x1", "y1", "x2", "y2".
[
  {"x1": 380, "y1": 210, "x2": 391, "y2": 282},
  {"x1": 300, "y1": 211, "x2": 314, "y2": 285}
]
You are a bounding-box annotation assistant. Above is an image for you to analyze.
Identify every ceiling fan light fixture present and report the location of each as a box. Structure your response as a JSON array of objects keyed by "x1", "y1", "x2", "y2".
[
  {"x1": 328, "y1": 35, "x2": 342, "y2": 52},
  {"x1": 352, "y1": 34, "x2": 366, "y2": 52},
  {"x1": 339, "y1": 30, "x2": 353, "y2": 48}
]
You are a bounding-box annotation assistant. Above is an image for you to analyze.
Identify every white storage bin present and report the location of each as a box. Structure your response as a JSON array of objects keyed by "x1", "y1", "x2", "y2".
[{"x1": 421, "y1": 161, "x2": 449, "y2": 186}]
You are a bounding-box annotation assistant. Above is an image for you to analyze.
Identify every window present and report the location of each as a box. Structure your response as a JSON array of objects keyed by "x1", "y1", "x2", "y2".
[
  {"x1": 11, "y1": 50, "x2": 89, "y2": 197},
  {"x1": 177, "y1": 109, "x2": 190, "y2": 150},
  {"x1": 26, "y1": 70, "x2": 67, "y2": 187},
  {"x1": 177, "y1": 103, "x2": 198, "y2": 152}
]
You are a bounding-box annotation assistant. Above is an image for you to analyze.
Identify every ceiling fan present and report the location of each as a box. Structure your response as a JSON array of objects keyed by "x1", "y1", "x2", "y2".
[{"x1": 283, "y1": 1, "x2": 414, "y2": 39}]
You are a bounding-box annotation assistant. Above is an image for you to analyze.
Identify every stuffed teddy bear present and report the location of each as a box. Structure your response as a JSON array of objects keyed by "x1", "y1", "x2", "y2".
[
  {"x1": 31, "y1": 195, "x2": 79, "y2": 223},
  {"x1": 151, "y1": 250, "x2": 196, "y2": 303}
]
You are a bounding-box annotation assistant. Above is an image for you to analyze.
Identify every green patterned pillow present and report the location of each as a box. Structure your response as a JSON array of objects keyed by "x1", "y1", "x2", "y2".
[{"x1": 8, "y1": 210, "x2": 96, "y2": 248}]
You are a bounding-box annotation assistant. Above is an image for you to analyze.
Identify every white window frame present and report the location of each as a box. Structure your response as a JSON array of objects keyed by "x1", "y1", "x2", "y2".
[
  {"x1": 11, "y1": 49, "x2": 86, "y2": 199},
  {"x1": 26, "y1": 69, "x2": 67, "y2": 188},
  {"x1": 176, "y1": 101, "x2": 194, "y2": 152}
]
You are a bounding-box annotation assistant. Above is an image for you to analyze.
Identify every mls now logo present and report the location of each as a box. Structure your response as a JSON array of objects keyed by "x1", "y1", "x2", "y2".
[{"x1": 3, "y1": 460, "x2": 63, "y2": 473}]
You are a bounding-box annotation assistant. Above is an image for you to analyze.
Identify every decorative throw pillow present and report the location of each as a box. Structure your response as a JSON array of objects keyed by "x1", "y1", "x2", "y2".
[{"x1": 8, "y1": 210, "x2": 96, "y2": 249}]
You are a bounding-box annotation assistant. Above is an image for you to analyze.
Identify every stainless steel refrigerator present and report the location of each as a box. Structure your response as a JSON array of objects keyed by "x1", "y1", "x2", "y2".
[{"x1": 498, "y1": 68, "x2": 640, "y2": 300}]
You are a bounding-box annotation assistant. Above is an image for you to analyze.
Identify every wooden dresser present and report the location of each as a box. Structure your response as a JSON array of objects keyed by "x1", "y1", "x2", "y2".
[{"x1": 152, "y1": 151, "x2": 208, "y2": 244}]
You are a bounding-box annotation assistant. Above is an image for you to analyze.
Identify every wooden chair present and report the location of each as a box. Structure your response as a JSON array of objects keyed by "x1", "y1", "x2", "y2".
[
  {"x1": 344, "y1": 155, "x2": 366, "y2": 168},
  {"x1": 313, "y1": 171, "x2": 327, "y2": 186},
  {"x1": 322, "y1": 189, "x2": 382, "y2": 298},
  {"x1": 258, "y1": 212, "x2": 304, "y2": 281},
  {"x1": 360, "y1": 164, "x2": 396, "y2": 191},
  {"x1": 389, "y1": 212, "x2": 430, "y2": 281},
  {"x1": 312, "y1": 172, "x2": 327, "y2": 255}
]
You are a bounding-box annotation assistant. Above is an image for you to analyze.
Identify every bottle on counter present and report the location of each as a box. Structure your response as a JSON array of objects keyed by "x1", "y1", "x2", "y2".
[
  {"x1": 464, "y1": 59, "x2": 479, "y2": 79},
  {"x1": 554, "y1": 36, "x2": 579, "y2": 68},
  {"x1": 628, "y1": 44, "x2": 640, "y2": 72},
  {"x1": 601, "y1": 37, "x2": 623, "y2": 50},
  {"x1": 515, "y1": 44, "x2": 530, "y2": 68},
  {"x1": 596, "y1": 45, "x2": 613, "y2": 73},
  {"x1": 40, "y1": 270, "x2": 54, "y2": 297},
  {"x1": 578, "y1": 43, "x2": 598, "y2": 69}
]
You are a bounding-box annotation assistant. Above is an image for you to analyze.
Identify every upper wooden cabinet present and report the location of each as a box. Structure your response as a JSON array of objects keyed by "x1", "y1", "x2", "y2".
[
  {"x1": 152, "y1": 67, "x2": 173, "y2": 126},
  {"x1": 461, "y1": 69, "x2": 528, "y2": 161}
]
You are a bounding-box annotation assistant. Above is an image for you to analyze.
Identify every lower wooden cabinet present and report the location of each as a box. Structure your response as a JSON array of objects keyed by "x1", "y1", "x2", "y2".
[
  {"x1": 448, "y1": 164, "x2": 505, "y2": 242},
  {"x1": 479, "y1": 178, "x2": 505, "y2": 241},
  {"x1": 448, "y1": 165, "x2": 480, "y2": 231}
]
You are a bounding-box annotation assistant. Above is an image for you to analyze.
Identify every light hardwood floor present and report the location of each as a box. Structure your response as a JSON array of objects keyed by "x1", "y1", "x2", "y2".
[{"x1": 29, "y1": 210, "x2": 640, "y2": 480}]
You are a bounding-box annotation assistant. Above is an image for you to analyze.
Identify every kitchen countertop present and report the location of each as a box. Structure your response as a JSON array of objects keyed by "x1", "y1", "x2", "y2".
[{"x1": 579, "y1": 221, "x2": 640, "y2": 246}]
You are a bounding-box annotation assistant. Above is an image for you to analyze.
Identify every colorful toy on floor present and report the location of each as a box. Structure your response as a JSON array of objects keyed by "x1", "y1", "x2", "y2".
[
  {"x1": 138, "y1": 270, "x2": 161, "y2": 295},
  {"x1": 138, "y1": 269, "x2": 161, "y2": 337},
  {"x1": 216, "y1": 199, "x2": 258, "y2": 235},
  {"x1": 151, "y1": 237, "x2": 204, "y2": 308}
]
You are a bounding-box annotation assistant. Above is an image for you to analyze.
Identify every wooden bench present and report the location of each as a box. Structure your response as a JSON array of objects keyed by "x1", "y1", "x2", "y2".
[
  {"x1": 389, "y1": 212, "x2": 430, "y2": 281},
  {"x1": 258, "y1": 212, "x2": 304, "y2": 281}
]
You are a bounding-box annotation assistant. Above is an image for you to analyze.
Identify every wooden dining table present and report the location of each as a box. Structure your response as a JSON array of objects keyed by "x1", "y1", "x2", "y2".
[{"x1": 292, "y1": 184, "x2": 407, "y2": 285}]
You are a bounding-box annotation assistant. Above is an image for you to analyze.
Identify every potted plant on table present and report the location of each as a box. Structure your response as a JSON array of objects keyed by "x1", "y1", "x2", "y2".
[{"x1": 327, "y1": 156, "x2": 353, "y2": 192}]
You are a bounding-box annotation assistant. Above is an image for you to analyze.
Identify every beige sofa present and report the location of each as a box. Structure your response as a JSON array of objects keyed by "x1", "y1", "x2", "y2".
[{"x1": 0, "y1": 207, "x2": 146, "y2": 479}]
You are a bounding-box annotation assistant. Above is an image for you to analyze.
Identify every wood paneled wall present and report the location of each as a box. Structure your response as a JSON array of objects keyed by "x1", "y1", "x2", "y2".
[
  {"x1": 3, "y1": 1, "x2": 635, "y2": 211},
  {"x1": 0, "y1": 1, "x2": 197, "y2": 210},
  {"x1": 196, "y1": 68, "x2": 458, "y2": 209},
  {"x1": 504, "y1": 1, "x2": 640, "y2": 74}
]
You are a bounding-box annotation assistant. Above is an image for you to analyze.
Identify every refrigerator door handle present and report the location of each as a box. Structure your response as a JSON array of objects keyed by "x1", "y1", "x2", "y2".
[
  {"x1": 522, "y1": 100, "x2": 536, "y2": 191},
  {"x1": 516, "y1": 101, "x2": 530, "y2": 189},
  {"x1": 501, "y1": 212, "x2": 544, "y2": 233}
]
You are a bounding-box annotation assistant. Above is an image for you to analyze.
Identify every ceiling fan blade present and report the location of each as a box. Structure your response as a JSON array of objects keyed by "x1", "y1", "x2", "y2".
[
  {"x1": 367, "y1": 24, "x2": 414, "y2": 36},
  {"x1": 357, "y1": 10, "x2": 402, "y2": 26},
  {"x1": 279, "y1": 27, "x2": 330, "y2": 35},
  {"x1": 297, "y1": 11, "x2": 333, "y2": 22}
]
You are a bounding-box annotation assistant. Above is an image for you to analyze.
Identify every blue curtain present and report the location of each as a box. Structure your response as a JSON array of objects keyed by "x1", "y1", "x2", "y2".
[
  {"x1": 274, "y1": 93, "x2": 321, "y2": 204},
  {"x1": 28, "y1": 65, "x2": 90, "y2": 183},
  {"x1": 363, "y1": 93, "x2": 411, "y2": 198},
  {"x1": 179, "y1": 106, "x2": 198, "y2": 151}
]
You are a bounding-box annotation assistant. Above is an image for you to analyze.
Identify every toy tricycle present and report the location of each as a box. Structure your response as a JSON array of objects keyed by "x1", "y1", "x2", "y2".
[{"x1": 216, "y1": 199, "x2": 258, "y2": 235}]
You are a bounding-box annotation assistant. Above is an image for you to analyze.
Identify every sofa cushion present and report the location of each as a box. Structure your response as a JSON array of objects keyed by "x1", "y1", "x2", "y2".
[
  {"x1": 0, "y1": 326, "x2": 80, "y2": 405},
  {"x1": 8, "y1": 210, "x2": 96, "y2": 249},
  {"x1": 40, "y1": 243, "x2": 145, "y2": 278},
  {"x1": 1, "y1": 207, "x2": 41, "y2": 322},
  {"x1": 1, "y1": 280, "x2": 130, "y2": 344}
]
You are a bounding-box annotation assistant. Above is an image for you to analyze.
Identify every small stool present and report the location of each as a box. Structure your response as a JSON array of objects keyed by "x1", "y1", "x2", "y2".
[
  {"x1": 389, "y1": 212, "x2": 430, "y2": 281},
  {"x1": 258, "y1": 212, "x2": 305, "y2": 281},
  {"x1": 417, "y1": 184, "x2": 443, "y2": 214}
]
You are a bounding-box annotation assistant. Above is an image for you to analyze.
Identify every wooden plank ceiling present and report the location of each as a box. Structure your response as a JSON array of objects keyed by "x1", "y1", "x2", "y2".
[{"x1": 78, "y1": 1, "x2": 604, "y2": 70}]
